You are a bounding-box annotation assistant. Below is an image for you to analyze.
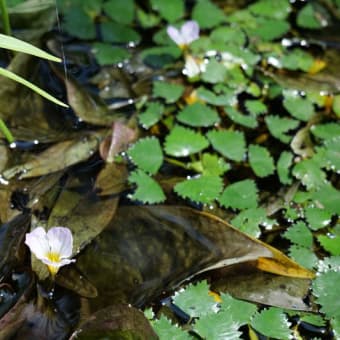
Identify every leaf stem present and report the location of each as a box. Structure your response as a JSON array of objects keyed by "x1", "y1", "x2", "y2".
[
  {"x1": 164, "y1": 156, "x2": 188, "y2": 170},
  {"x1": 0, "y1": 118, "x2": 14, "y2": 143},
  {"x1": 0, "y1": 0, "x2": 11, "y2": 36}
]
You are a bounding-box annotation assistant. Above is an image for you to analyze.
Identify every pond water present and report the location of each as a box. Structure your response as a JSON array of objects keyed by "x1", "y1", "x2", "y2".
[{"x1": 0, "y1": 0, "x2": 339, "y2": 339}]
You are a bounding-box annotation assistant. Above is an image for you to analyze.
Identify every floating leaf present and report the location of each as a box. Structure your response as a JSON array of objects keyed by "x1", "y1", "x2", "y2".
[
  {"x1": 292, "y1": 158, "x2": 326, "y2": 190},
  {"x1": 164, "y1": 125, "x2": 209, "y2": 157},
  {"x1": 139, "y1": 102, "x2": 164, "y2": 129},
  {"x1": 92, "y1": 43, "x2": 130, "y2": 65},
  {"x1": 231, "y1": 207, "x2": 271, "y2": 238},
  {"x1": 207, "y1": 130, "x2": 246, "y2": 162},
  {"x1": 289, "y1": 245, "x2": 318, "y2": 270},
  {"x1": 210, "y1": 26, "x2": 246, "y2": 46},
  {"x1": 252, "y1": 18, "x2": 290, "y2": 41},
  {"x1": 200, "y1": 153, "x2": 230, "y2": 176},
  {"x1": 251, "y1": 308, "x2": 292, "y2": 340},
  {"x1": 312, "y1": 184, "x2": 340, "y2": 215},
  {"x1": 196, "y1": 86, "x2": 235, "y2": 106},
  {"x1": 219, "y1": 179, "x2": 258, "y2": 210},
  {"x1": 201, "y1": 59, "x2": 227, "y2": 84},
  {"x1": 101, "y1": 21, "x2": 140, "y2": 44},
  {"x1": 280, "y1": 49, "x2": 315, "y2": 72},
  {"x1": 332, "y1": 94, "x2": 340, "y2": 117},
  {"x1": 62, "y1": 7, "x2": 95, "y2": 39},
  {"x1": 313, "y1": 271, "x2": 340, "y2": 319},
  {"x1": 249, "y1": 0, "x2": 291, "y2": 20},
  {"x1": 192, "y1": 0, "x2": 225, "y2": 28},
  {"x1": 194, "y1": 311, "x2": 242, "y2": 340},
  {"x1": 152, "y1": 315, "x2": 191, "y2": 340},
  {"x1": 297, "y1": 3, "x2": 325, "y2": 29},
  {"x1": 153, "y1": 81, "x2": 184, "y2": 104},
  {"x1": 248, "y1": 144, "x2": 275, "y2": 177},
  {"x1": 225, "y1": 106, "x2": 258, "y2": 128},
  {"x1": 128, "y1": 170, "x2": 165, "y2": 203},
  {"x1": 245, "y1": 99, "x2": 267, "y2": 116},
  {"x1": 283, "y1": 221, "x2": 313, "y2": 248},
  {"x1": 318, "y1": 235, "x2": 340, "y2": 256},
  {"x1": 174, "y1": 175, "x2": 223, "y2": 204},
  {"x1": 127, "y1": 137, "x2": 163, "y2": 175},
  {"x1": 220, "y1": 293, "x2": 257, "y2": 325},
  {"x1": 103, "y1": 0, "x2": 135, "y2": 24},
  {"x1": 173, "y1": 281, "x2": 216, "y2": 317},
  {"x1": 265, "y1": 115, "x2": 299, "y2": 143},
  {"x1": 305, "y1": 206, "x2": 332, "y2": 231},
  {"x1": 277, "y1": 151, "x2": 293, "y2": 184},
  {"x1": 315, "y1": 137, "x2": 340, "y2": 173},
  {"x1": 283, "y1": 92, "x2": 315, "y2": 121},
  {"x1": 311, "y1": 123, "x2": 340, "y2": 141},
  {"x1": 177, "y1": 102, "x2": 220, "y2": 127},
  {"x1": 150, "y1": 0, "x2": 184, "y2": 22}
]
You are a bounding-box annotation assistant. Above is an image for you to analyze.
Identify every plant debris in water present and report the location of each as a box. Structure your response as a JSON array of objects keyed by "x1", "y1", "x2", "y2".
[{"x1": 0, "y1": 0, "x2": 339, "y2": 339}]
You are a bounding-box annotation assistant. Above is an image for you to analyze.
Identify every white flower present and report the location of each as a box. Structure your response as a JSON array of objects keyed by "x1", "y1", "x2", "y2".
[
  {"x1": 167, "y1": 20, "x2": 199, "y2": 48},
  {"x1": 183, "y1": 55, "x2": 205, "y2": 80},
  {"x1": 25, "y1": 226, "x2": 75, "y2": 277}
]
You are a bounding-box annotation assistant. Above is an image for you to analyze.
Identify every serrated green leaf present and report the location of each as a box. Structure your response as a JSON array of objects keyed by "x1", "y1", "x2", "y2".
[
  {"x1": 305, "y1": 206, "x2": 332, "y2": 231},
  {"x1": 142, "y1": 46, "x2": 181, "y2": 67},
  {"x1": 101, "y1": 21, "x2": 140, "y2": 44},
  {"x1": 196, "y1": 86, "x2": 235, "y2": 106},
  {"x1": 297, "y1": 3, "x2": 324, "y2": 29},
  {"x1": 299, "y1": 314, "x2": 327, "y2": 327},
  {"x1": 210, "y1": 26, "x2": 246, "y2": 46},
  {"x1": 150, "y1": 0, "x2": 184, "y2": 22},
  {"x1": 201, "y1": 153, "x2": 230, "y2": 176},
  {"x1": 173, "y1": 281, "x2": 217, "y2": 318},
  {"x1": 251, "y1": 308, "x2": 292, "y2": 340},
  {"x1": 280, "y1": 49, "x2": 315, "y2": 72},
  {"x1": 207, "y1": 130, "x2": 246, "y2": 162},
  {"x1": 289, "y1": 245, "x2": 318, "y2": 270},
  {"x1": 311, "y1": 123, "x2": 340, "y2": 140},
  {"x1": 317, "y1": 256, "x2": 340, "y2": 273},
  {"x1": 63, "y1": 8, "x2": 95, "y2": 39},
  {"x1": 225, "y1": 106, "x2": 258, "y2": 128},
  {"x1": 313, "y1": 271, "x2": 340, "y2": 319},
  {"x1": 192, "y1": 0, "x2": 225, "y2": 28},
  {"x1": 315, "y1": 137, "x2": 340, "y2": 173},
  {"x1": 252, "y1": 18, "x2": 290, "y2": 41},
  {"x1": 283, "y1": 92, "x2": 315, "y2": 121},
  {"x1": 219, "y1": 180, "x2": 258, "y2": 210},
  {"x1": 248, "y1": 144, "x2": 275, "y2": 177},
  {"x1": 245, "y1": 100, "x2": 267, "y2": 115},
  {"x1": 312, "y1": 184, "x2": 340, "y2": 215},
  {"x1": 283, "y1": 221, "x2": 313, "y2": 248},
  {"x1": 92, "y1": 43, "x2": 130, "y2": 65},
  {"x1": 231, "y1": 207, "x2": 271, "y2": 238},
  {"x1": 220, "y1": 293, "x2": 257, "y2": 325},
  {"x1": 265, "y1": 115, "x2": 299, "y2": 143},
  {"x1": 127, "y1": 137, "x2": 163, "y2": 175},
  {"x1": 103, "y1": 0, "x2": 134, "y2": 24},
  {"x1": 249, "y1": 0, "x2": 291, "y2": 20},
  {"x1": 128, "y1": 170, "x2": 165, "y2": 203},
  {"x1": 139, "y1": 102, "x2": 164, "y2": 129},
  {"x1": 137, "y1": 8, "x2": 160, "y2": 28},
  {"x1": 174, "y1": 175, "x2": 223, "y2": 204},
  {"x1": 292, "y1": 158, "x2": 326, "y2": 190},
  {"x1": 152, "y1": 315, "x2": 192, "y2": 340},
  {"x1": 153, "y1": 81, "x2": 184, "y2": 104},
  {"x1": 194, "y1": 311, "x2": 242, "y2": 340},
  {"x1": 177, "y1": 102, "x2": 220, "y2": 127},
  {"x1": 164, "y1": 125, "x2": 209, "y2": 157},
  {"x1": 277, "y1": 151, "x2": 294, "y2": 184},
  {"x1": 201, "y1": 59, "x2": 227, "y2": 84},
  {"x1": 318, "y1": 235, "x2": 340, "y2": 256}
]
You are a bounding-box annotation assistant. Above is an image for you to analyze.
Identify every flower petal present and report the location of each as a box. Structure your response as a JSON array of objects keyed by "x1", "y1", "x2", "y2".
[
  {"x1": 41, "y1": 257, "x2": 75, "y2": 268},
  {"x1": 167, "y1": 25, "x2": 185, "y2": 46},
  {"x1": 25, "y1": 227, "x2": 50, "y2": 260},
  {"x1": 181, "y1": 20, "x2": 199, "y2": 44},
  {"x1": 47, "y1": 227, "x2": 73, "y2": 258}
]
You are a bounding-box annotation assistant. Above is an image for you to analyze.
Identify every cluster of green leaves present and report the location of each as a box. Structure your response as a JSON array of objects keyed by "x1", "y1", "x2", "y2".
[{"x1": 146, "y1": 279, "x2": 335, "y2": 339}]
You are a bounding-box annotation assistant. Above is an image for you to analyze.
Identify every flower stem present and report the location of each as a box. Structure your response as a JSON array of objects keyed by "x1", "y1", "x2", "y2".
[
  {"x1": 0, "y1": 0, "x2": 11, "y2": 36},
  {"x1": 0, "y1": 118, "x2": 14, "y2": 143}
]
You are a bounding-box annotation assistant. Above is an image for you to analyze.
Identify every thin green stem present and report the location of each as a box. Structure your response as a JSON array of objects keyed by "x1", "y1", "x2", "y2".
[
  {"x1": 0, "y1": 0, "x2": 11, "y2": 36},
  {"x1": 0, "y1": 118, "x2": 14, "y2": 143},
  {"x1": 164, "y1": 156, "x2": 188, "y2": 170}
]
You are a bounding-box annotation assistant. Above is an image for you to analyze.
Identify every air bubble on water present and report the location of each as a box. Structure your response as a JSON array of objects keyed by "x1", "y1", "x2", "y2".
[{"x1": 9, "y1": 142, "x2": 17, "y2": 149}]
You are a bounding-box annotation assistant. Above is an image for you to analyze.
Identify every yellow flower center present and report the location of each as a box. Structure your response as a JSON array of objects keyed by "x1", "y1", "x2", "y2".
[{"x1": 46, "y1": 252, "x2": 61, "y2": 277}]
